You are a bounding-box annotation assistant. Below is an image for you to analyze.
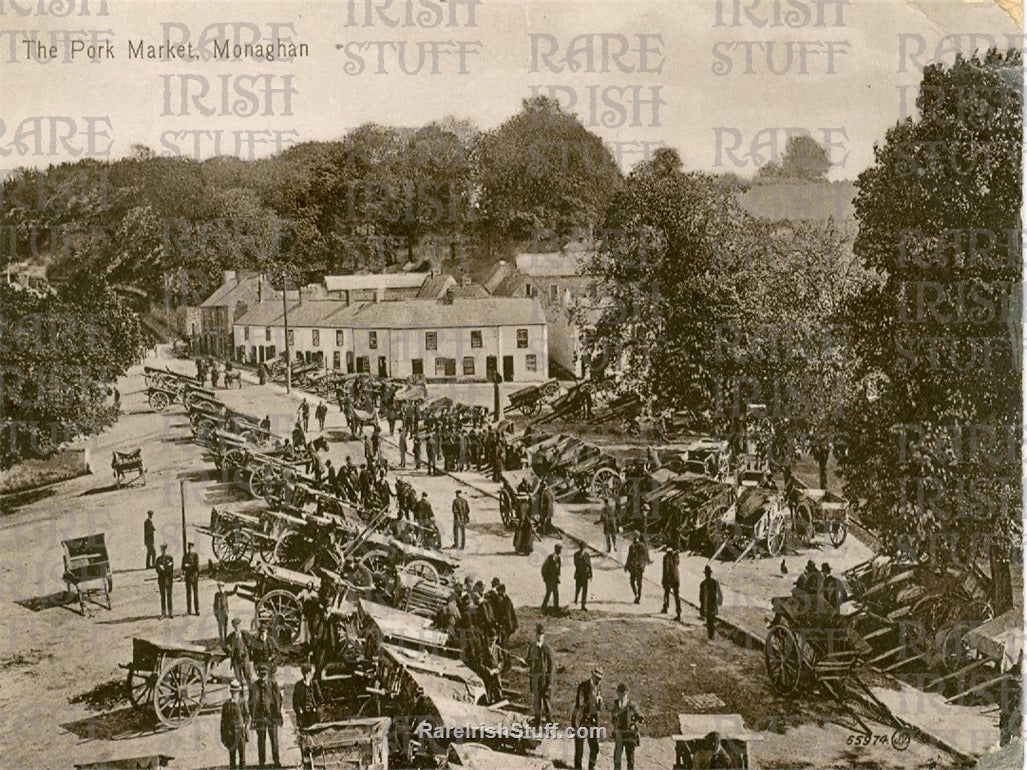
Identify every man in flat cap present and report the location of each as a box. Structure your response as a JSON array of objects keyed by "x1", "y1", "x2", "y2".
[{"x1": 572, "y1": 666, "x2": 604, "y2": 770}]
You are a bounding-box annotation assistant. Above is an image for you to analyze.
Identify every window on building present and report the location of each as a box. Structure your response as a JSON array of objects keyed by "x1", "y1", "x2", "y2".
[
  {"x1": 333, "y1": 351, "x2": 341, "y2": 370},
  {"x1": 525, "y1": 283, "x2": 533, "y2": 297},
  {"x1": 526, "y1": 354, "x2": 538, "y2": 372},
  {"x1": 470, "y1": 330, "x2": 482, "y2": 348},
  {"x1": 411, "y1": 358, "x2": 424, "y2": 376},
  {"x1": 516, "y1": 328, "x2": 529, "y2": 348},
  {"x1": 265, "y1": 326, "x2": 271, "y2": 342},
  {"x1": 312, "y1": 329, "x2": 320, "y2": 347},
  {"x1": 445, "y1": 358, "x2": 456, "y2": 376},
  {"x1": 369, "y1": 331, "x2": 378, "y2": 349},
  {"x1": 287, "y1": 329, "x2": 295, "y2": 346},
  {"x1": 336, "y1": 329, "x2": 344, "y2": 347},
  {"x1": 244, "y1": 327, "x2": 249, "y2": 341},
  {"x1": 425, "y1": 331, "x2": 438, "y2": 350},
  {"x1": 266, "y1": 345, "x2": 276, "y2": 359},
  {"x1": 550, "y1": 284, "x2": 559, "y2": 302},
  {"x1": 357, "y1": 356, "x2": 370, "y2": 373},
  {"x1": 435, "y1": 357, "x2": 448, "y2": 376},
  {"x1": 463, "y1": 357, "x2": 475, "y2": 375}
]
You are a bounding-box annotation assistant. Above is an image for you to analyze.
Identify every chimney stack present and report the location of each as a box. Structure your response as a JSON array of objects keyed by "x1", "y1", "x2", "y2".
[{"x1": 223, "y1": 270, "x2": 237, "y2": 286}]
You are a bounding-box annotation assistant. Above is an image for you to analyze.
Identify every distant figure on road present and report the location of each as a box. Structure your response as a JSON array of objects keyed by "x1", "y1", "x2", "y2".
[
  {"x1": 527, "y1": 623, "x2": 554, "y2": 727},
  {"x1": 413, "y1": 433, "x2": 422, "y2": 470},
  {"x1": 626, "y1": 534, "x2": 647, "y2": 604},
  {"x1": 601, "y1": 497, "x2": 619, "y2": 553},
  {"x1": 541, "y1": 544, "x2": 562, "y2": 612},
  {"x1": 426, "y1": 433, "x2": 437, "y2": 475},
  {"x1": 398, "y1": 428, "x2": 407, "y2": 468},
  {"x1": 299, "y1": 398, "x2": 310, "y2": 432},
  {"x1": 155, "y1": 543, "x2": 175, "y2": 619},
  {"x1": 451, "y1": 489, "x2": 469, "y2": 550},
  {"x1": 573, "y1": 542, "x2": 592, "y2": 611},
  {"x1": 144, "y1": 510, "x2": 156, "y2": 568},
  {"x1": 182, "y1": 541, "x2": 200, "y2": 616},
  {"x1": 220, "y1": 679, "x2": 250, "y2": 770},
  {"x1": 315, "y1": 402, "x2": 328, "y2": 431},
  {"x1": 213, "y1": 582, "x2": 231, "y2": 644},
  {"x1": 699, "y1": 565, "x2": 723, "y2": 640},
  {"x1": 661, "y1": 546, "x2": 681, "y2": 622}
]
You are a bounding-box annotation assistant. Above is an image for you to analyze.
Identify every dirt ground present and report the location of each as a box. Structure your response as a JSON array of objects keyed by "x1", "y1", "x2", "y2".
[{"x1": 0, "y1": 351, "x2": 971, "y2": 769}]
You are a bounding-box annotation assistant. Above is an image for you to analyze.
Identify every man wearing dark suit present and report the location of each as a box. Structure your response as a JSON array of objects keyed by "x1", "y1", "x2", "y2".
[
  {"x1": 221, "y1": 680, "x2": 250, "y2": 769},
  {"x1": 154, "y1": 543, "x2": 175, "y2": 619},
  {"x1": 225, "y1": 618, "x2": 252, "y2": 691},
  {"x1": 143, "y1": 510, "x2": 156, "y2": 568},
  {"x1": 541, "y1": 544, "x2": 562, "y2": 612},
  {"x1": 250, "y1": 666, "x2": 283, "y2": 768},
  {"x1": 181, "y1": 541, "x2": 200, "y2": 615},
  {"x1": 661, "y1": 547, "x2": 681, "y2": 622},
  {"x1": 611, "y1": 683, "x2": 643, "y2": 770},
  {"x1": 573, "y1": 542, "x2": 592, "y2": 611},
  {"x1": 451, "y1": 490, "x2": 470, "y2": 550},
  {"x1": 213, "y1": 582, "x2": 231, "y2": 644},
  {"x1": 292, "y1": 663, "x2": 321, "y2": 729},
  {"x1": 699, "y1": 565, "x2": 723, "y2": 640},
  {"x1": 572, "y1": 667, "x2": 603, "y2": 770},
  {"x1": 526, "y1": 623, "x2": 554, "y2": 727}
]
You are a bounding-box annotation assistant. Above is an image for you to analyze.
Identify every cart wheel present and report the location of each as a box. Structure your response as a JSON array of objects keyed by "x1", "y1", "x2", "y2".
[
  {"x1": 765, "y1": 625, "x2": 804, "y2": 696},
  {"x1": 829, "y1": 520, "x2": 848, "y2": 547},
  {"x1": 890, "y1": 729, "x2": 911, "y2": 751},
  {"x1": 359, "y1": 549, "x2": 399, "y2": 598},
  {"x1": 765, "y1": 516, "x2": 786, "y2": 557},
  {"x1": 257, "y1": 589, "x2": 302, "y2": 646},
  {"x1": 126, "y1": 667, "x2": 156, "y2": 711},
  {"x1": 541, "y1": 381, "x2": 560, "y2": 399},
  {"x1": 401, "y1": 559, "x2": 440, "y2": 585},
  {"x1": 148, "y1": 391, "x2": 170, "y2": 412},
  {"x1": 154, "y1": 657, "x2": 206, "y2": 728},
  {"x1": 272, "y1": 531, "x2": 301, "y2": 568},
  {"x1": 794, "y1": 501, "x2": 815, "y2": 545},
  {"x1": 249, "y1": 470, "x2": 269, "y2": 499},
  {"x1": 197, "y1": 419, "x2": 218, "y2": 440},
  {"x1": 590, "y1": 467, "x2": 622, "y2": 500},
  {"x1": 523, "y1": 398, "x2": 542, "y2": 417},
  {"x1": 212, "y1": 528, "x2": 253, "y2": 566},
  {"x1": 499, "y1": 489, "x2": 514, "y2": 527}
]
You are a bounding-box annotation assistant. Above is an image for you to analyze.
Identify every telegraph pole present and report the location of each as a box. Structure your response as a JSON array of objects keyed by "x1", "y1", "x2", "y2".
[{"x1": 281, "y1": 269, "x2": 292, "y2": 393}]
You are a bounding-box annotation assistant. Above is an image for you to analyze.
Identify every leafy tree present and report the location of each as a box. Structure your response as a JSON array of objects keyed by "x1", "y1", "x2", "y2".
[
  {"x1": 477, "y1": 96, "x2": 622, "y2": 247},
  {"x1": 757, "y1": 135, "x2": 831, "y2": 181},
  {"x1": 839, "y1": 50, "x2": 1021, "y2": 584},
  {"x1": 0, "y1": 278, "x2": 143, "y2": 469}
]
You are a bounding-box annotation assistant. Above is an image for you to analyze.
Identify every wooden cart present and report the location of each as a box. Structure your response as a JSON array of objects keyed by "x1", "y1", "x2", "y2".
[
  {"x1": 62, "y1": 533, "x2": 112, "y2": 614},
  {"x1": 111, "y1": 449, "x2": 146, "y2": 488},
  {"x1": 296, "y1": 717, "x2": 391, "y2": 770},
  {"x1": 505, "y1": 380, "x2": 560, "y2": 417},
  {"x1": 788, "y1": 477, "x2": 849, "y2": 547},
  {"x1": 121, "y1": 637, "x2": 226, "y2": 728}
]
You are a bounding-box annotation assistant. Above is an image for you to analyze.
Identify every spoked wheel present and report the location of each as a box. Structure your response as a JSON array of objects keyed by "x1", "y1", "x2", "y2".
[
  {"x1": 499, "y1": 489, "x2": 514, "y2": 527},
  {"x1": 401, "y1": 559, "x2": 440, "y2": 585},
  {"x1": 154, "y1": 657, "x2": 206, "y2": 727},
  {"x1": 257, "y1": 589, "x2": 302, "y2": 646},
  {"x1": 359, "y1": 549, "x2": 398, "y2": 598},
  {"x1": 249, "y1": 468, "x2": 272, "y2": 500},
  {"x1": 590, "y1": 467, "x2": 622, "y2": 500},
  {"x1": 272, "y1": 532, "x2": 303, "y2": 569},
  {"x1": 793, "y1": 501, "x2": 815, "y2": 546},
  {"x1": 197, "y1": 419, "x2": 218, "y2": 442},
  {"x1": 148, "y1": 390, "x2": 170, "y2": 411},
  {"x1": 829, "y1": 520, "x2": 848, "y2": 547},
  {"x1": 522, "y1": 398, "x2": 542, "y2": 417},
  {"x1": 765, "y1": 624, "x2": 805, "y2": 696},
  {"x1": 765, "y1": 515, "x2": 786, "y2": 557},
  {"x1": 126, "y1": 667, "x2": 156, "y2": 711},
  {"x1": 212, "y1": 528, "x2": 253, "y2": 567}
]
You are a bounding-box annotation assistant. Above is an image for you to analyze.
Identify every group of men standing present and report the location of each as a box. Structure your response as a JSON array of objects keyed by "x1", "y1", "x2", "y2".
[{"x1": 144, "y1": 510, "x2": 201, "y2": 619}]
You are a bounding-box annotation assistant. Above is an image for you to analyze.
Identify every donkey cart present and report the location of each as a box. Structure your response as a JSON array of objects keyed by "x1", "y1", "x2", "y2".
[{"x1": 121, "y1": 637, "x2": 227, "y2": 728}]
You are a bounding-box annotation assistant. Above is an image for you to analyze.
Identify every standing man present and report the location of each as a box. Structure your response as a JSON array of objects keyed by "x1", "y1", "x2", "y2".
[
  {"x1": 315, "y1": 402, "x2": 328, "y2": 432},
  {"x1": 413, "y1": 432, "x2": 422, "y2": 470},
  {"x1": 537, "y1": 478, "x2": 554, "y2": 536},
  {"x1": 601, "y1": 496, "x2": 619, "y2": 553},
  {"x1": 225, "y1": 618, "x2": 253, "y2": 691},
  {"x1": 143, "y1": 510, "x2": 156, "y2": 568},
  {"x1": 398, "y1": 428, "x2": 407, "y2": 469},
  {"x1": 611, "y1": 683, "x2": 643, "y2": 770},
  {"x1": 625, "y1": 534, "x2": 647, "y2": 604},
  {"x1": 415, "y1": 492, "x2": 434, "y2": 527},
  {"x1": 220, "y1": 680, "x2": 250, "y2": 770},
  {"x1": 495, "y1": 583, "x2": 518, "y2": 668},
  {"x1": 297, "y1": 581, "x2": 320, "y2": 648},
  {"x1": 458, "y1": 431, "x2": 469, "y2": 472},
  {"x1": 573, "y1": 542, "x2": 592, "y2": 611},
  {"x1": 526, "y1": 623, "x2": 554, "y2": 727},
  {"x1": 249, "y1": 623, "x2": 280, "y2": 676},
  {"x1": 299, "y1": 398, "x2": 310, "y2": 432},
  {"x1": 292, "y1": 663, "x2": 322, "y2": 729},
  {"x1": 572, "y1": 667, "x2": 603, "y2": 770},
  {"x1": 250, "y1": 665, "x2": 283, "y2": 769},
  {"x1": 699, "y1": 565, "x2": 723, "y2": 640},
  {"x1": 661, "y1": 546, "x2": 682, "y2": 622},
  {"x1": 213, "y1": 582, "x2": 231, "y2": 644},
  {"x1": 541, "y1": 544, "x2": 562, "y2": 612},
  {"x1": 155, "y1": 543, "x2": 175, "y2": 619},
  {"x1": 451, "y1": 489, "x2": 470, "y2": 550},
  {"x1": 426, "y1": 432, "x2": 437, "y2": 476},
  {"x1": 182, "y1": 541, "x2": 200, "y2": 616}
]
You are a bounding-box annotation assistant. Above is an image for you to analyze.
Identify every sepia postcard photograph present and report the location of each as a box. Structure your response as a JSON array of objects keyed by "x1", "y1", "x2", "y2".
[{"x1": 0, "y1": 1, "x2": 1023, "y2": 768}]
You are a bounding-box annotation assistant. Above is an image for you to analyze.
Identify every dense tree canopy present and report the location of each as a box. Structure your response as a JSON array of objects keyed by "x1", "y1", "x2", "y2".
[
  {"x1": 839, "y1": 50, "x2": 1022, "y2": 567},
  {"x1": 0, "y1": 278, "x2": 143, "y2": 469},
  {"x1": 757, "y1": 135, "x2": 832, "y2": 181}
]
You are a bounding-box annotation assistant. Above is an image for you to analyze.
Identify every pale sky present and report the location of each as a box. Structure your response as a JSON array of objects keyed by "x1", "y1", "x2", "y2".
[{"x1": 0, "y1": 0, "x2": 1020, "y2": 178}]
